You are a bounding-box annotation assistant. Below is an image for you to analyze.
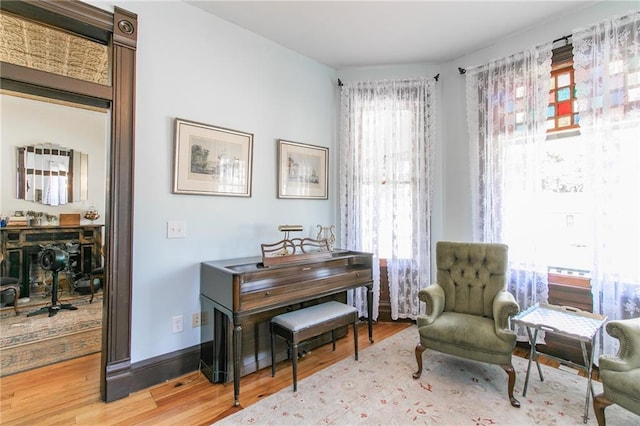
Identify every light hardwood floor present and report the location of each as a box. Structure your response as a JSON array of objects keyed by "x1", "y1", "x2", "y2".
[
  {"x1": 0, "y1": 322, "x2": 412, "y2": 425},
  {"x1": 0, "y1": 321, "x2": 594, "y2": 425}
]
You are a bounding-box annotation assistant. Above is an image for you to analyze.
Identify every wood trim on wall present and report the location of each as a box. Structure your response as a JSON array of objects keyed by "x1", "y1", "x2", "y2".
[
  {"x1": 1, "y1": 0, "x2": 137, "y2": 403},
  {"x1": 101, "y1": 6, "x2": 137, "y2": 403}
]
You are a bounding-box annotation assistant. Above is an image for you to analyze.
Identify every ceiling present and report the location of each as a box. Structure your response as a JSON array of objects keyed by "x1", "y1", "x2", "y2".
[{"x1": 187, "y1": 1, "x2": 598, "y2": 69}]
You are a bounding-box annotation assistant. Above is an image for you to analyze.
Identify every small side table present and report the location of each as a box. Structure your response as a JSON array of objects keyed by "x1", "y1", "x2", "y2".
[{"x1": 511, "y1": 303, "x2": 607, "y2": 424}]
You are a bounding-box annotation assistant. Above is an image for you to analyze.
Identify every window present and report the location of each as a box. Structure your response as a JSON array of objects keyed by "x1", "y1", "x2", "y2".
[
  {"x1": 340, "y1": 78, "x2": 435, "y2": 319},
  {"x1": 359, "y1": 111, "x2": 414, "y2": 259},
  {"x1": 547, "y1": 63, "x2": 579, "y2": 132},
  {"x1": 538, "y1": 43, "x2": 589, "y2": 270}
]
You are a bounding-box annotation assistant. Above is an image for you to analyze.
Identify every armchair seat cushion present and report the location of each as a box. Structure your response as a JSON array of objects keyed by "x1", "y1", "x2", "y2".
[
  {"x1": 601, "y1": 368, "x2": 640, "y2": 416},
  {"x1": 419, "y1": 311, "x2": 515, "y2": 365}
]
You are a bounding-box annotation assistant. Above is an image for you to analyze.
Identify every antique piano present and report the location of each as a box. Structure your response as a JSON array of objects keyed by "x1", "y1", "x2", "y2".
[{"x1": 200, "y1": 249, "x2": 374, "y2": 406}]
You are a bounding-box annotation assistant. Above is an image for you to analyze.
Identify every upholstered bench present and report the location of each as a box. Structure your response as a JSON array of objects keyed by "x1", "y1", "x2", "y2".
[{"x1": 270, "y1": 300, "x2": 359, "y2": 391}]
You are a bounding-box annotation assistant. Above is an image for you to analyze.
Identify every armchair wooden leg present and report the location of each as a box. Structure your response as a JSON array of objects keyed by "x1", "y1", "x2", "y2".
[
  {"x1": 501, "y1": 363, "x2": 520, "y2": 408},
  {"x1": 593, "y1": 392, "x2": 613, "y2": 426},
  {"x1": 2, "y1": 285, "x2": 20, "y2": 316},
  {"x1": 412, "y1": 343, "x2": 426, "y2": 379}
]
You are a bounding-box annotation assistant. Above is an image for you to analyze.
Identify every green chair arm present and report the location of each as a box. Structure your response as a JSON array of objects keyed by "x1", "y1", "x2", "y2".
[
  {"x1": 492, "y1": 291, "x2": 519, "y2": 342},
  {"x1": 416, "y1": 284, "x2": 445, "y2": 328},
  {"x1": 600, "y1": 317, "x2": 640, "y2": 371}
]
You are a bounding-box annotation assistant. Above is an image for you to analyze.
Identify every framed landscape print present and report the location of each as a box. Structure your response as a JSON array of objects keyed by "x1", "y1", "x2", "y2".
[
  {"x1": 277, "y1": 140, "x2": 328, "y2": 199},
  {"x1": 173, "y1": 118, "x2": 253, "y2": 197}
]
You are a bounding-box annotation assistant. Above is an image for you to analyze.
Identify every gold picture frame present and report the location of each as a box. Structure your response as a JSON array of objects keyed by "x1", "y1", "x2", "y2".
[
  {"x1": 173, "y1": 118, "x2": 253, "y2": 197},
  {"x1": 277, "y1": 140, "x2": 328, "y2": 199}
]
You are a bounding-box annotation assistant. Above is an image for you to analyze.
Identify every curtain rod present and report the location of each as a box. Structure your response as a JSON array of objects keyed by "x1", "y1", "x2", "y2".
[
  {"x1": 553, "y1": 34, "x2": 572, "y2": 44},
  {"x1": 337, "y1": 75, "x2": 440, "y2": 87},
  {"x1": 337, "y1": 35, "x2": 575, "y2": 84},
  {"x1": 458, "y1": 34, "x2": 573, "y2": 76}
]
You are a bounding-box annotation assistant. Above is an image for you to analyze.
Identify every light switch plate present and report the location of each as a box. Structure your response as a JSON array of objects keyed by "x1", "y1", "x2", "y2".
[{"x1": 167, "y1": 220, "x2": 186, "y2": 239}]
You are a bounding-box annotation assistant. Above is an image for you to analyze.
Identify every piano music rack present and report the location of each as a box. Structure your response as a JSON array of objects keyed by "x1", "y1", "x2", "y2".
[{"x1": 260, "y1": 237, "x2": 331, "y2": 267}]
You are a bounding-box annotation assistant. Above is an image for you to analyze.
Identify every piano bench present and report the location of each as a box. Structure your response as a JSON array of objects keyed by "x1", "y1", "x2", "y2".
[{"x1": 270, "y1": 301, "x2": 359, "y2": 391}]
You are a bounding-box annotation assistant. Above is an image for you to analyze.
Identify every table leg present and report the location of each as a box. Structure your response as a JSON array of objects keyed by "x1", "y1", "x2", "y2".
[
  {"x1": 533, "y1": 331, "x2": 544, "y2": 381},
  {"x1": 580, "y1": 338, "x2": 597, "y2": 424},
  {"x1": 523, "y1": 327, "x2": 543, "y2": 397}
]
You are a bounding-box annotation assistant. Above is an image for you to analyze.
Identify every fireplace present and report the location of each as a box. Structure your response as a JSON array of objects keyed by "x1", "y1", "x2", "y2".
[{"x1": 0, "y1": 225, "x2": 103, "y2": 299}]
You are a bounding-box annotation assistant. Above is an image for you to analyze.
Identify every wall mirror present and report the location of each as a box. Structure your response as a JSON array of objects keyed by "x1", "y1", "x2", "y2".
[{"x1": 16, "y1": 144, "x2": 88, "y2": 205}]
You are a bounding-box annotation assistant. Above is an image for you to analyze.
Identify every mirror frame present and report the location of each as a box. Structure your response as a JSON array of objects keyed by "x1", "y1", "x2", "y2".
[
  {"x1": 16, "y1": 144, "x2": 89, "y2": 204},
  {"x1": 1, "y1": 0, "x2": 136, "y2": 402}
]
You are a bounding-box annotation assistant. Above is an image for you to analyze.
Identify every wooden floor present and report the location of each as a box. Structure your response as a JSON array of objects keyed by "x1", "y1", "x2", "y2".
[{"x1": 0, "y1": 322, "x2": 596, "y2": 425}]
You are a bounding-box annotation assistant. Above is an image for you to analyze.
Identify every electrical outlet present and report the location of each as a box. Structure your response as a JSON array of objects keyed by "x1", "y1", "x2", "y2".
[
  {"x1": 167, "y1": 220, "x2": 186, "y2": 239},
  {"x1": 192, "y1": 312, "x2": 201, "y2": 328},
  {"x1": 171, "y1": 314, "x2": 184, "y2": 333}
]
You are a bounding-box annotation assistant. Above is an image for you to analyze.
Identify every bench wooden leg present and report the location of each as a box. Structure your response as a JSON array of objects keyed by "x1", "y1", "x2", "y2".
[
  {"x1": 292, "y1": 342, "x2": 299, "y2": 392},
  {"x1": 353, "y1": 320, "x2": 358, "y2": 360},
  {"x1": 271, "y1": 323, "x2": 276, "y2": 377},
  {"x1": 331, "y1": 330, "x2": 336, "y2": 350}
]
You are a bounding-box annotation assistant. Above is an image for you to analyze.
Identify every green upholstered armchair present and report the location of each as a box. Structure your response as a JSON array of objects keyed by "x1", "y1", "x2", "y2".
[
  {"x1": 594, "y1": 317, "x2": 640, "y2": 426},
  {"x1": 413, "y1": 241, "x2": 521, "y2": 407}
]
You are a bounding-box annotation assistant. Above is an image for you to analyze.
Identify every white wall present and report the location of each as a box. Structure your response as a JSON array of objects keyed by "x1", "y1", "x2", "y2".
[
  {"x1": 89, "y1": 2, "x2": 338, "y2": 362},
  {"x1": 440, "y1": 1, "x2": 635, "y2": 242},
  {"x1": 0, "y1": 95, "x2": 108, "y2": 223}
]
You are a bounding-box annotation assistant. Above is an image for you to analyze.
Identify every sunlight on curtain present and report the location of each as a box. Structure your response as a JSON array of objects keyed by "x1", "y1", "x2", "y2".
[
  {"x1": 339, "y1": 78, "x2": 436, "y2": 320},
  {"x1": 573, "y1": 11, "x2": 640, "y2": 357},
  {"x1": 466, "y1": 43, "x2": 553, "y2": 340}
]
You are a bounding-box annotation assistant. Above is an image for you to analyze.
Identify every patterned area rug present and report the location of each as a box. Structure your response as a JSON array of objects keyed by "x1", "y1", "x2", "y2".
[
  {"x1": 0, "y1": 295, "x2": 102, "y2": 376},
  {"x1": 218, "y1": 325, "x2": 636, "y2": 425}
]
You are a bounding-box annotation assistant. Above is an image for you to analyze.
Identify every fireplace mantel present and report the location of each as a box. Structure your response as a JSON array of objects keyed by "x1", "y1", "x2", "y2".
[{"x1": 0, "y1": 224, "x2": 103, "y2": 298}]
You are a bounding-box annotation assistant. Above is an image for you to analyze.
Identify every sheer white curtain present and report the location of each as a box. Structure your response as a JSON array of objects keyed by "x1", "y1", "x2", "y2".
[
  {"x1": 573, "y1": 11, "x2": 640, "y2": 356},
  {"x1": 339, "y1": 78, "x2": 436, "y2": 320},
  {"x1": 466, "y1": 44, "x2": 553, "y2": 336}
]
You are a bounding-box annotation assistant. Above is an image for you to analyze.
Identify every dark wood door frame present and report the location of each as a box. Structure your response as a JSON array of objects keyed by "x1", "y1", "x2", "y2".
[{"x1": 0, "y1": 0, "x2": 136, "y2": 402}]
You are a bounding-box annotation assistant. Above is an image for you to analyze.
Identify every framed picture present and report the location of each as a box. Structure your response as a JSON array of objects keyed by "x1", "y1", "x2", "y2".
[
  {"x1": 173, "y1": 118, "x2": 253, "y2": 197},
  {"x1": 278, "y1": 140, "x2": 328, "y2": 199}
]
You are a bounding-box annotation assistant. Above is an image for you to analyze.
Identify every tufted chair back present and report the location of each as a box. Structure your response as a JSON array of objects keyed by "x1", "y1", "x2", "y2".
[{"x1": 436, "y1": 241, "x2": 508, "y2": 318}]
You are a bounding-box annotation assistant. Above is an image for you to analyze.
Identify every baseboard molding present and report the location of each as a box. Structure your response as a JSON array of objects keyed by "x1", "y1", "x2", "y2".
[{"x1": 130, "y1": 345, "x2": 200, "y2": 393}]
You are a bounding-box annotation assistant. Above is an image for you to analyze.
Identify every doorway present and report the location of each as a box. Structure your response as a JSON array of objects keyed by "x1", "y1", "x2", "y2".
[{"x1": 0, "y1": 1, "x2": 136, "y2": 402}]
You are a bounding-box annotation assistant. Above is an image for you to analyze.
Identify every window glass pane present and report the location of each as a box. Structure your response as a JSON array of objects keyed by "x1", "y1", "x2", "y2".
[
  {"x1": 557, "y1": 72, "x2": 571, "y2": 87},
  {"x1": 574, "y1": 113, "x2": 579, "y2": 125},
  {"x1": 547, "y1": 105, "x2": 555, "y2": 117},
  {"x1": 609, "y1": 60, "x2": 624, "y2": 75},
  {"x1": 557, "y1": 87, "x2": 571, "y2": 102},
  {"x1": 558, "y1": 101, "x2": 572, "y2": 115},
  {"x1": 547, "y1": 119, "x2": 555, "y2": 130},
  {"x1": 611, "y1": 89, "x2": 625, "y2": 106},
  {"x1": 0, "y1": 12, "x2": 109, "y2": 85},
  {"x1": 548, "y1": 92, "x2": 555, "y2": 103},
  {"x1": 515, "y1": 86, "x2": 525, "y2": 98},
  {"x1": 558, "y1": 116, "x2": 571, "y2": 127}
]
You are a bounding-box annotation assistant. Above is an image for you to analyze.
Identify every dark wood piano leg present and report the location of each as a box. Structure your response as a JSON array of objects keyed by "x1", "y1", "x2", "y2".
[
  {"x1": 233, "y1": 323, "x2": 242, "y2": 406},
  {"x1": 367, "y1": 284, "x2": 374, "y2": 342}
]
